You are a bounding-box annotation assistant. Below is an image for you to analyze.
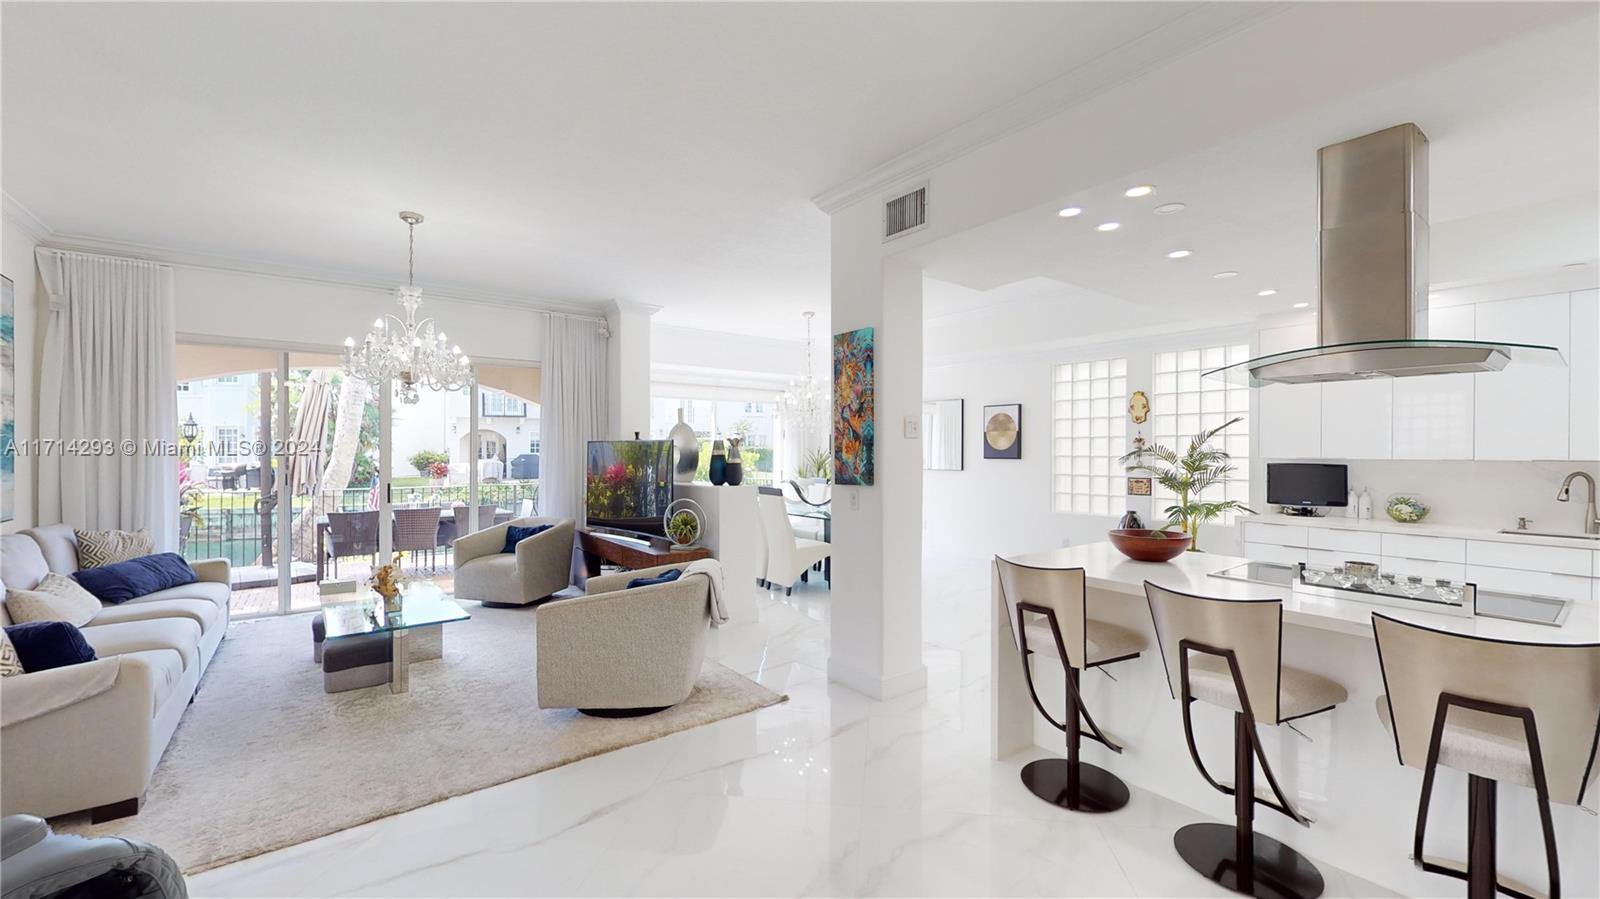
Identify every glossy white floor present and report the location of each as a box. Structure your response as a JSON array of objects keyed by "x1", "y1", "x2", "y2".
[{"x1": 190, "y1": 558, "x2": 1396, "y2": 898}]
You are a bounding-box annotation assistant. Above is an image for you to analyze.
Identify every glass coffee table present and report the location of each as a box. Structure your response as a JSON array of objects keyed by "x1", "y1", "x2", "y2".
[{"x1": 320, "y1": 583, "x2": 470, "y2": 693}]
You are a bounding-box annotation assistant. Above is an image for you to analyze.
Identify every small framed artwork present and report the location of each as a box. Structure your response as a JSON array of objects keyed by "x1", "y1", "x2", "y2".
[
  {"x1": 1127, "y1": 477, "x2": 1152, "y2": 496},
  {"x1": 982, "y1": 404, "x2": 1021, "y2": 460}
]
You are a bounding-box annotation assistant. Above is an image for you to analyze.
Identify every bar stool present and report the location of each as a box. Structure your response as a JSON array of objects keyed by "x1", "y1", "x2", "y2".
[
  {"x1": 996, "y1": 557, "x2": 1148, "y2": 813},
  {"x1": 1371, "y1": 612, "x2": 1600, "y2": 899},
  {"x1": 1143, "y1": 582, "x2": 1349, "y2": 899}
]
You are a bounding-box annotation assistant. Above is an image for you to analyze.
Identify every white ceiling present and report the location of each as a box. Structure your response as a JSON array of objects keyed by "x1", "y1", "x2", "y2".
[
  {"x1": 916, "y1": 10, "x2": 1600, "y2": 333},
  {"x1": 1, "y1": 1, "x2": 1225, "y2": 336}
]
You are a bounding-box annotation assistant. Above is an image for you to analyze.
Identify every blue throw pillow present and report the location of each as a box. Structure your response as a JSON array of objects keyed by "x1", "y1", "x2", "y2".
[
  {"x1": 4, "y1": 621, "x2": 97, "y2": 672},
  {"x1": 626, "y1": 568, "x2": 683, "y2": 589},
  {"x1": 71, "y1": 552, "x2": 197, "y2": 605},
  {"x1": 502, "y1": 524, "x2": 552, "y2": 554}
]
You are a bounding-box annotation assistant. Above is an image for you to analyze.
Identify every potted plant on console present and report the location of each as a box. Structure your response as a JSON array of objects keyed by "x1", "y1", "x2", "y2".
[{"x1": 1117, "y1": 416, "x2": 1254, "y2": 554}]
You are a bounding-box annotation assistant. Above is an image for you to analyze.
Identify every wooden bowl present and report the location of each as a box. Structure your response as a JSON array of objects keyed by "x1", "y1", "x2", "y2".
[{"x1": 1107, "y1": 528, "x2": 1191, "y2": 562}]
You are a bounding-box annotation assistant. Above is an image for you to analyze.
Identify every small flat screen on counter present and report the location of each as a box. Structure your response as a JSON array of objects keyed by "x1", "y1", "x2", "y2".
[{"x1": 1267, "y1": 463, "x2": 1348, "y2": 507}]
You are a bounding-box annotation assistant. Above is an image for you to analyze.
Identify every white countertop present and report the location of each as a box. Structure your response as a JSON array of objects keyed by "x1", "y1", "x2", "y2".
[
  {"x1": 1249, "y1": 510, "x2": 1600, "y2": 552},
  {"x1": 1001, "y1": 542, "x2": 1600, "y2": 644}
]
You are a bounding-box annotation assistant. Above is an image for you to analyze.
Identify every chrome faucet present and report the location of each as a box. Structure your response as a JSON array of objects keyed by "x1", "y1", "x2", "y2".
[{"x1": 1556, "y1": 471, "x2": 1600, "y2": 535}]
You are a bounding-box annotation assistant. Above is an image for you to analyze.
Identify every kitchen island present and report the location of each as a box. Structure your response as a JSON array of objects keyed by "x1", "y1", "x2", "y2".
[{"x1": 990, "y1": 542, "x2": 1598, "y2": 897}]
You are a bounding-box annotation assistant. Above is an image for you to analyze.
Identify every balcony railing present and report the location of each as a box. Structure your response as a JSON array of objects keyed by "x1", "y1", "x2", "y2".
[{"x1": 179, "y1": 481, "x2": 539, "y2": 588}]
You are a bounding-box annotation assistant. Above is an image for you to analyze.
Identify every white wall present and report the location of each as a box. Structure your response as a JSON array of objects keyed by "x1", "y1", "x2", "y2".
[
  {"x1": 1, "y1": 216, "x2": 41, "y2": 530},
  {"x1": 172, "y1": 265, "x2": 547, "y2": 364}
]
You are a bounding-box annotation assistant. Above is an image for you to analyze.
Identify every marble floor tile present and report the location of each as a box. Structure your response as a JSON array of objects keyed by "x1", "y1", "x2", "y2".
[{"x1": 188, "y1": 558, "x2": 1396, "y2": 898}]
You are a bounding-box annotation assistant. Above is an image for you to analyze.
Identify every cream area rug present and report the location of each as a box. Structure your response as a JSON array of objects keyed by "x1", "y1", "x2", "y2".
[{"x1": 55, "y1": 605, "x2": 786, "y2": 874}]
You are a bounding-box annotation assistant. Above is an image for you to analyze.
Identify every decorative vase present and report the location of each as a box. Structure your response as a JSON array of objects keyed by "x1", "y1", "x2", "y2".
[
  {"x1": 1116, "y1": 510, "x2": 1144, "y2": 530},
  {"x1": 708, "y1": 439, "x2": 727, "y2": 486},
  {"x1": 724, "y1": 438, "x2": 744, "y2": 485},
  {"x1": 668, "y1": 409, "x2": 699, "y2": 484}
]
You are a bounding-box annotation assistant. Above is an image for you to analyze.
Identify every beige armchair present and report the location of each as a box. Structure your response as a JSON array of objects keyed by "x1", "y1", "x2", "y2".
[
  {"x1": 536, "y1": 561, "x2": 715, "y2": 716},
  {"x1": 452, "y1": 516, "x2": 574, "y2": 607}
]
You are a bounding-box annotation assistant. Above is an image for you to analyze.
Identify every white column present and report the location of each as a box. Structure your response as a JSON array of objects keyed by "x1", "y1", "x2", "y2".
[
  {"x1": 605, "y1": 301, "x2": 655, "y2": 439},
  {"x1": 826, "y1": 249, "x2": 927, "y2": 700}
]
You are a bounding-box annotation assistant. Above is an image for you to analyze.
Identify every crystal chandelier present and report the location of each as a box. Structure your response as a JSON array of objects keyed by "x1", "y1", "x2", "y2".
[
  {"x1": 778, "y1": 311, "x2": 827, "y2": 442},
  {"x1": 343, "y1": 211, "x2": 474, "y2": 404}
]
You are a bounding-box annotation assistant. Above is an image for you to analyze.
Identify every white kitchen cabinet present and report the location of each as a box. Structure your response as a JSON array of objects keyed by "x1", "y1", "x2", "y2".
[
  {"x1": 1570, "y1": 289, "x2": 1599, "y2": 461},
  {"x1": 1244, "y1": 541, "x2": 1306, "y2": 565},
  {"x1": 1474, "y1": 293, "x2": 1571, "y2": 460},
  {"x1": 1393, "y1": 304, "x2": 1474, "y2": 460},
  {"x1": 1321, "y1": 379, "x2": 1393, "y2": 459},
  {"x1": 1257, "y1": 322, "x2": 1321, "y2": 460}
]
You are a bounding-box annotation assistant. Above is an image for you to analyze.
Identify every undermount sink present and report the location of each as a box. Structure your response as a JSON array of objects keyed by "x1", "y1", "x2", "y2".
[{"x1": 1497, "y1": 529, "x2": 1600, "y2": 541}]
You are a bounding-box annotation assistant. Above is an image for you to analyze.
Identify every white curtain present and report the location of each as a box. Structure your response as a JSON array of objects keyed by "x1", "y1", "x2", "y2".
[
  {"x1": 36, "y1": 249, "x2": 178, "y2": 550},
  {"x1": 538, "y1": 314, "x2": 609, "y2": 522}
]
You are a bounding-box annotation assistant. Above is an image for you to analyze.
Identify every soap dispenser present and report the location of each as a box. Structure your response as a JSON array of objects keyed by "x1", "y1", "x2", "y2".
[
  {"x1": 1344, "y1": 487, "x2": 1358, "y2": 519},
  {"x1": 1357, "y1": 487, "x2": 1373, "y2": 520}
]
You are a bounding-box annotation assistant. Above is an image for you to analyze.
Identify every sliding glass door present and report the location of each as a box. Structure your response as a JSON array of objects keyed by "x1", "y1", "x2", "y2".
[{"x1": 177, "y1": 343, "x2": 539, "y2": 617}]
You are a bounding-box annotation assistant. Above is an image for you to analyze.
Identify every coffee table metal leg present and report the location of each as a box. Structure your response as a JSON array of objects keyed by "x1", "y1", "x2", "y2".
[{"x1": 390, "y1": 629, "x2": 410, "y2": 693}]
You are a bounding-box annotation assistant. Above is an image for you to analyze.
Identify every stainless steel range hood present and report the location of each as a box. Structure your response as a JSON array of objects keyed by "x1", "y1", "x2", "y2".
[{"x1": 1207, "y1": 124, "x2": 1565, "y2": 386}]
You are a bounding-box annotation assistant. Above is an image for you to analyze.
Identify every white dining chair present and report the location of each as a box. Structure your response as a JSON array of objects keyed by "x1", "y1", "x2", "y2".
[{"x1": 757, "y1": 494, "x2": 830, "y2": 595}]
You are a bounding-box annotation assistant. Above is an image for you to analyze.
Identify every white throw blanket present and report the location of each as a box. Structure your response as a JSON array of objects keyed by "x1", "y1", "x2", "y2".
[{"x1": 684, "y1": 558, "x2": 729, "y2": 627}]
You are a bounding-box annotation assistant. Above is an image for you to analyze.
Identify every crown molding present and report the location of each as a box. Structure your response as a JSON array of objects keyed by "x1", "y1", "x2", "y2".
[
  {"x1": 810, "y1": 3, "x2": 1285, "y2": 215},
  {"x1": 35, "y1": 229, "x2": 611, "y2": 319},
  {"x1": 2, "y1": 192, "x2": 53, "y2": 242}
]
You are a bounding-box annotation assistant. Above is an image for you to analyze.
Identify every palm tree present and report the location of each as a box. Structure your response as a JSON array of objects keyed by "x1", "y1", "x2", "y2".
[{"x1": 1118, "y1": 416, "x2": 1254, "y2": 550}]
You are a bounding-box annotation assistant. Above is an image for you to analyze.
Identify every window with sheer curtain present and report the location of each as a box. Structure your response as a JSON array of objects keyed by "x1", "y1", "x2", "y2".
[
  {"x1": 1150, "y1": 344, "x2": 1252, "y2": 521},
  {"x1": 1051, "y1": 357, "x2": 1128, "y2": 515}
]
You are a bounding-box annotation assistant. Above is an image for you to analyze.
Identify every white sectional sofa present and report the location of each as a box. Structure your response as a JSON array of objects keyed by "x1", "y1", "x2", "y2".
[{"x1": 0, "y1": 525, "x2": 231, "y2": 822}]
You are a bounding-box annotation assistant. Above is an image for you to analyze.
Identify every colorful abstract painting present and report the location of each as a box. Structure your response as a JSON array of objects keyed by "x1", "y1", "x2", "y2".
[
  {"x1": 1, "y1": 275, "x2": 13, "y2": 523},
  {"x1": 832, "y1": 326, "x2": 874, "y2": 486}
]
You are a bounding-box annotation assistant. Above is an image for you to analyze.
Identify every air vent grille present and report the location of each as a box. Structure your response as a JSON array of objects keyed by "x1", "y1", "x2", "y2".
[{"x1": 883, "y1": 186, "x2": 927, "y2": 240}]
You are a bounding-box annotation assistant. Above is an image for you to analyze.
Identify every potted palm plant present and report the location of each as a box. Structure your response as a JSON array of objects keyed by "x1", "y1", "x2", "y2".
[{"x1": 1118, "y1": 416, "x2": 1255, "y2": 551}]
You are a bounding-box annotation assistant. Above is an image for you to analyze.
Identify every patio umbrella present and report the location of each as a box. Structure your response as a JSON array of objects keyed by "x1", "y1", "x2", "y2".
[{"x1": 284, "y1": 370, "x2": 331, "y2": 497}]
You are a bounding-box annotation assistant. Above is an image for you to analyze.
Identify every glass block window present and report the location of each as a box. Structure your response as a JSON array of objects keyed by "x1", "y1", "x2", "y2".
[
  {"x1": 1150, "y1": 344, "x2": 1253, "y2": 521},
  {"x1": 1052, "y1": 358, "x2": 1128, "y2": 515}
]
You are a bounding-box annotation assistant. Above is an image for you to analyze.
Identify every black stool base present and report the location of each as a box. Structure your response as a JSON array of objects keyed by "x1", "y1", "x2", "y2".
[
  {"x1": 1174, "y1": 822, "x2": 1325, "y2": 899},
  {"x1": 578, "y1": 705, "x2": 670, "y2": 718},
  {"x1": 1020, "y1": 759, "x2": 1130, "y2": 814}
]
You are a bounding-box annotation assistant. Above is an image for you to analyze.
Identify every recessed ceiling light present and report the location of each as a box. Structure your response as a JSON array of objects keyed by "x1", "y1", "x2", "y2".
[
  {"x1": 1166, "y1": 249, "x2": 1192, "y2": 259},
  {"x1": 1058, "y1": 206, "x2": 1083, "y2": 218},
  {"x1": 1153, "y1": 203, "x2": 1186, "y2": 215},
  {"x1": 1258, "y1": 289, "x2": 1278, "y2": 296},
  {"x1": 1096, "y1": 222, "x2": 1121, "y2": 232},
  {"x1": 1213, "y1": 271, "x2": 1239, "y2": 279},
  {"x1": 1292, "y1": 302, "x2": 1311, "y2": 309},
  {"x1": 1124, "y1": 185, "x2": 1155, "y2": 198}
]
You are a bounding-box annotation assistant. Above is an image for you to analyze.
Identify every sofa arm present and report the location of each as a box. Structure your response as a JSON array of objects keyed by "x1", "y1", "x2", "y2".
[
  {"x1": 188, "y1": 557, "x2": 230, "y2": 586},
  {"x1": 0, "y1": 658, "x2": 121, "y2": 728},
  {"x1": 586, "y1": 562, "x2": 688, "y2": 595}
]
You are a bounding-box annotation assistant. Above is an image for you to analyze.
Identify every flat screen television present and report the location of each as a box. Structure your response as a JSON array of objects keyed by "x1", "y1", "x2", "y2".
[
  {"x1": 585, "y1": 440, "x2": 673, "y2": 538},
  {"x1": 1267, "y1": 463, "x2": 1348, "y2": 513}
]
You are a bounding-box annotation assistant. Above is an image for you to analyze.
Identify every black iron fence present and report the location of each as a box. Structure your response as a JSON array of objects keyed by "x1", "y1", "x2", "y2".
[{"x1": 179, "y1": 481, "x2": 539, "y2": 575}]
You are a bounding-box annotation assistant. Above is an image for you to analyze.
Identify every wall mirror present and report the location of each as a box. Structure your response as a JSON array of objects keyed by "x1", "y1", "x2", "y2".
[{"x1": 923, "y1": 399, "x2": 964, "y2": 470}]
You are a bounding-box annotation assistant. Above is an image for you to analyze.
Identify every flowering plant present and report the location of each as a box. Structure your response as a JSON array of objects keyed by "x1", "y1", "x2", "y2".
[{"x1": 426, "y1": 461, "x2": 451, "y2": 480}]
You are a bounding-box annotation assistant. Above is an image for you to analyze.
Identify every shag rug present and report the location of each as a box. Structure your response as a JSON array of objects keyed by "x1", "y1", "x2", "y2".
[{"x1": 55, "y1": 605, "x2": 786, "y2": 874}]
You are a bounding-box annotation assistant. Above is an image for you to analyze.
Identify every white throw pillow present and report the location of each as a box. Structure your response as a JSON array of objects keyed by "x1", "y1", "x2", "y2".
[
  {"x1": 75, "y1": 528, "x2": 153, "y2": 568},
  {"x1": 5, "y1": 573, "x2": 103, "y2": 628}
]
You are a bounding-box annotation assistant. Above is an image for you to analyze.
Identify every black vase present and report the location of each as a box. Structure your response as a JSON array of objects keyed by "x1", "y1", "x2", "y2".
[
  {"x1": 724, "y1": 461, "x2": 743, "y2": 486},
  {"x1": 1117, "y1": 510, "x2": 1145, "y2": 530},
  {"x1": 709, "y1": 455, "x2": 727, "y2": 486}
]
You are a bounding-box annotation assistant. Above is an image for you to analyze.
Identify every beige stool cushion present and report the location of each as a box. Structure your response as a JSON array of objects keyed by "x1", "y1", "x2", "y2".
[
  {"x1": 1024, "y1": 619, "x2": 1148, "y2": 667},
  {"x1": 1188, "y1": 655, "x2": 1347, "y2": 721},
  {"x1": 1377, "y1": 695, "x2": 1536, "y2": 789}
]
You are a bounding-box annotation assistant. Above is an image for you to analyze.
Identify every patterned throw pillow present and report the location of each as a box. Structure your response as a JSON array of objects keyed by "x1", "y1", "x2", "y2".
[
  {"x1": 75, "y1": 528, "x2": 154, "y2": 568},
  {"x1": 0, "y1": 630, "x2": 22, "y2": 677},
  {"x1": 5, "y1": 573, "x2": 104, "y2": 628}
]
